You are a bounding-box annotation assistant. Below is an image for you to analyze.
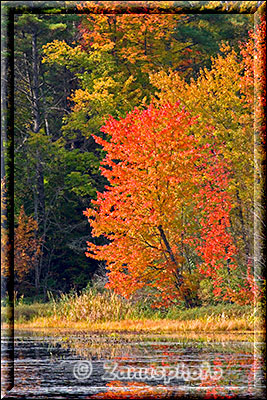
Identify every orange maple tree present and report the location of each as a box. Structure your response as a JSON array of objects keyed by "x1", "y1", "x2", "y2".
[{"x1": 84, "y1": 103, "x2": 238, "y2": 307}]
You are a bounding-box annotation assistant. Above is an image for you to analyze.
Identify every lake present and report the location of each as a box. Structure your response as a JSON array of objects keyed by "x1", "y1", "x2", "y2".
[{"x1": 1, "y1": 329, "x2": 265, "y2": 399}]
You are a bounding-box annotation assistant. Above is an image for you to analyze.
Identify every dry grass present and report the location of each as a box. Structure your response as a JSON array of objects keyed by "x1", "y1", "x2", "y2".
[
  {"x1": 50, "y1": 289, "x2": 135, "y2": 322},
  {"x1": 78, "y1": 318, "x2": 261, "y2": 333},
  {"x1": 12, "y1": 314, "x2": 264, "y2": 334}
]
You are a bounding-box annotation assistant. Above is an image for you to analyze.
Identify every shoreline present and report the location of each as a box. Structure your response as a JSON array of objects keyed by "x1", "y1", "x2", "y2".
[
  {"x1": 2, "y1": 302, "x2": 264, "y2": 339},
  {"x1": 4, "y1": 316, "x2": 264, "y2": 336}
]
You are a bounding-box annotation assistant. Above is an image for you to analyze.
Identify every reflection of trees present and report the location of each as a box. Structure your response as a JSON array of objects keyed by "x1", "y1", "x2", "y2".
[
  {"x1": 7, "y1": 331, "x2": 264, "y2": 399},
  {"x1": 89, "y1": 352, "x2": 263, "y2": 399},
  {"x1": 91, "y1": 380, "x2": 184, "y2": 399},
  {"x1": 59, "y1": 336, "x2": 143, "y2": 360},
  {"x1": 25, "y1": 331, "x2": 261, "y2": 398},
  {"x1": 56, "y1": 334, "x2": 263, "y2": 398},
  {"x1": 56, "y1": 333, "x2": 255, "y2": 361},
  {"x1": 198, "y1": 353, "x2": 264, "y2": 398},
  {"x1": 247, "y1": 357, "x2": 265, "y2": 397}
]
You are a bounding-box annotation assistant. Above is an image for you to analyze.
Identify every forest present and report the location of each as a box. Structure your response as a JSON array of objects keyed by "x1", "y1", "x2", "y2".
[{"x1": 1, "y1": 1, "x2": 265, "y2": 312}]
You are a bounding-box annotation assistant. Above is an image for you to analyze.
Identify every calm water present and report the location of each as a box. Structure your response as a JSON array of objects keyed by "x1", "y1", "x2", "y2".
[{"x1": 1, "y1": 330, "x2": 265, "y2": 399}]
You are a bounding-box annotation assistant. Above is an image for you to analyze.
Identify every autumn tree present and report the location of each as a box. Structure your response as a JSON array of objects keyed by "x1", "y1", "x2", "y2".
[
  {"x1": 14, "y1": 206, "x2": 42, "y2": 294},
  {"x1": 84, "y1": 103, "x2": 238, "y2": 307}
]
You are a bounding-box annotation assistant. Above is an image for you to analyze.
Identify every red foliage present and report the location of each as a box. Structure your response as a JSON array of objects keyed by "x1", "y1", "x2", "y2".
[{"x1": 84, "y1": 103, "x2": 243, "y2": 306}]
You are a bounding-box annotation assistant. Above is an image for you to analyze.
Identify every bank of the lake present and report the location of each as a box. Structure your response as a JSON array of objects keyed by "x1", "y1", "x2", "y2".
[
  {"x1": 12, "y1": 318, "x2": 264, "y2": 336},
  {"x1": 2, "y1": 299, "x2": 264, "y2": 335}
]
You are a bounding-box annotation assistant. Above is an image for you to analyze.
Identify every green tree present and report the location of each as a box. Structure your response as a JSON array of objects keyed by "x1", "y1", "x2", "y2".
[{"x1": 14, "y1": 12, "x2": 101, "y2": 296}]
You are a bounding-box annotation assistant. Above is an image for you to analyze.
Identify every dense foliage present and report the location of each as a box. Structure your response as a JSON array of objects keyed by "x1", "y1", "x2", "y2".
[{"x1": 2, "y1": 1, "x2": 265, "y2": 306}]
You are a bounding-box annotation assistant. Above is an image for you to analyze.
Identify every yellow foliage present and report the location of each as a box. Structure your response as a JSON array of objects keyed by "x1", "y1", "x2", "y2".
[{"x1": 42, "y1": 40, "x2": 83, "y2": 65}]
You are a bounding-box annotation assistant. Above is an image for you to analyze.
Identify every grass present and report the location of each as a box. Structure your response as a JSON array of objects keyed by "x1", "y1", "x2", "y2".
[
  {"x1": 2, "y1": 288, "x2": 264, "y2": 334},
  {"x1": 48, "y1": 288, "x2": 261, "y2": 323},
  {"x1": 1, "y1": 302, "x2": 53, "y2": 323},
  {"x1": 57, "y1": 289, "x2": 181, "y2": 322},
  {"x1": 15, "y1": 315, "x2": 264, "y2": 334}
]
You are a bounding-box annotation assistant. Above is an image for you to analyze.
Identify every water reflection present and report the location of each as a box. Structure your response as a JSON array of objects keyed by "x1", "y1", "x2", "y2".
[{"x1": 1, "y1": 330, "x2": 265, "y2": 399}]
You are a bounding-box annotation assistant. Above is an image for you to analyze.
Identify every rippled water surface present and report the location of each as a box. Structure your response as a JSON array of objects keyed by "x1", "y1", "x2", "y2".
[{"x1": 1, "y1": 330, "x2": 265, "y2": 399}]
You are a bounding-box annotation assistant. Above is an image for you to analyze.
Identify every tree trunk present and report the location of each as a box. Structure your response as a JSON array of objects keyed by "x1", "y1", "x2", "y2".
[
  {"x1": 31, "y1": 31, "x2": 40, "y2": 134},
  {"x1": 31, "y1": 29, "x2": 45, "y2": 295},
  {"x1": 158, "y1": 225, "x2": 196, "y2": 308}
]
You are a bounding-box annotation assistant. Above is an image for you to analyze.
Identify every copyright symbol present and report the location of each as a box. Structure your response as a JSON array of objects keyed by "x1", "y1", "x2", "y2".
[{"x1": 73, "y1": 360, "x2": 93, "y2": 380}]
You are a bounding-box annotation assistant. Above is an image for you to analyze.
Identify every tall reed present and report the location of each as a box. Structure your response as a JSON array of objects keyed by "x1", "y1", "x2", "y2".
[
  {"x1": 50, "y1": 287, "x2": 256, "y2": 324},
  {"x1": 51, "y1": 288, "x2": 154, "y2": 322}
]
